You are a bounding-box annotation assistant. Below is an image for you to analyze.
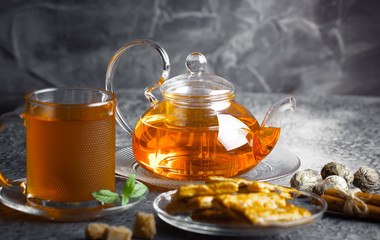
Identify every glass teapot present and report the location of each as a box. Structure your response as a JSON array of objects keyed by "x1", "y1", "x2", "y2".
[{"x1": 106, "y1": 40, "x2": 295, "y2": 180}]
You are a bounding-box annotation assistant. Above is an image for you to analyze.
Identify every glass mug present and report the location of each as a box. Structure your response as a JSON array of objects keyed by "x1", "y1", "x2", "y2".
[{"x1": 0, "y1": 87, "x2": 116, "y2": 209}]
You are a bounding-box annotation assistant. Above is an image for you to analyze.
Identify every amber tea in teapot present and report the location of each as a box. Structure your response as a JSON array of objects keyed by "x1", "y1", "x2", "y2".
[
  {"x1": 132, "y1": 103, "x2": 281, "y2": 179},
  {"x1": 106, "y1": 40, "x2": 295, "y2": 180}
]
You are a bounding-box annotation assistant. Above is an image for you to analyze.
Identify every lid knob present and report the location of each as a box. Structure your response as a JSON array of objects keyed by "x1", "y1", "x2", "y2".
[{"x1": 186, "y1": 52, "x2": 207, "y2": 75}]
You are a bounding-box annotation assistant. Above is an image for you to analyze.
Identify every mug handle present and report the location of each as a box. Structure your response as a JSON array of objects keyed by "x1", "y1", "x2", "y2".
[
  {"x1": 105, "y1": 39, "x2": 171, "y2": 136},
  {"x1": 0, "y1": 112, "x2": 26, "y2": 194}
]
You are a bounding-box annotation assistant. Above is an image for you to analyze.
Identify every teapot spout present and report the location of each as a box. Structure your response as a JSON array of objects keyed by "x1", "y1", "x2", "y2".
[
  {"x1": 250, "y1": 95, "x2": 296, "y2": 162},
  {"x1": 261, "y1": 95, "x2": 296, "y2": 129}
]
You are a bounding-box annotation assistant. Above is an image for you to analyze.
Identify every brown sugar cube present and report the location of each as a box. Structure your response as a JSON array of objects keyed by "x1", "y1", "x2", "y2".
[
  {"x1": 85, "y1": 223, "x2": 109, "y2": 240},
  {"x1": 133, "y1": 212, "x2": 156, "y2": 239},
  {"x1": 102, "y1": 226, "x2": 132, "y2": 240},
  {"x1": 85, "y1": 223, "x2": 108, "y2": 240}
]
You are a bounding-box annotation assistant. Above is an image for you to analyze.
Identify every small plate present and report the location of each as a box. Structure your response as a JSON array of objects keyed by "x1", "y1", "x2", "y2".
[
  {"x1": 153, "y1": 190, "x2": 327, "y2": 236},
  {"x1": 0, "y1": 176, "x2": 147, "y2": 221},
  {"x1": 116, "y1": 146, "x2": 300, "y2": 189}
]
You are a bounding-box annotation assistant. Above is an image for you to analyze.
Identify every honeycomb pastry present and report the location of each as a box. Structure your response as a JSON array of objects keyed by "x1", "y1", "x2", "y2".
[
  {"x1": 241, "y1": 205, "x2": 312, "y2": 225},
  {"x1": 205, "y1": 176, "x2": 300, "y2": 199},
  {"x1": 166, "y1": 196, "x2": 213, "y2": 214},
  {"x1": 173, "y1": 181, "x2": 239, "y2": 200},
  {"x1": 192, "y1": 192, "x2": 311, "y2": 226},
  {"x1": 246, "y1": 181, "x2": 300, "y2": 199},
  {"x1": 213, "y1": 192, "x2": 287, "y2": 210}
]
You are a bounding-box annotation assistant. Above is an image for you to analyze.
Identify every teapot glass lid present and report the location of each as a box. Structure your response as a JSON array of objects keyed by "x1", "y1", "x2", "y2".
[{"x1": 160, "y1": 52, "x2": 235, "y2": 100}]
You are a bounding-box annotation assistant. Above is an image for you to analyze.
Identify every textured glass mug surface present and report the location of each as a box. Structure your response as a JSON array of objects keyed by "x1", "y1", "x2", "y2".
[{"x1": 23, "y1": 88, "x2": 116, "y2": 202}]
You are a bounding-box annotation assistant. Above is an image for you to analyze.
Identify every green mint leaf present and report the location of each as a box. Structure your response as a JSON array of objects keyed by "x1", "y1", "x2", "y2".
[
  {"x1": 91, "y1": 190, "x2": 120, "y2": 204},
  {"x1": 92, "y1": 173, "x2": 146, "y2": 205},
  {"x1": 122, "y1": 172, "x2": 136, "y2": 197},
  {"x1": 129, "y1": 183, "x2": 148, "y2": 198},
  {"x1": 121, "y1": 194, "x2": 129, "y2": 206}
]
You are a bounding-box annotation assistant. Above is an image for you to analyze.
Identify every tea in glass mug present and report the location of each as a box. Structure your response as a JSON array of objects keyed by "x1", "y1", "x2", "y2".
[{"x1": 0, "y1": 87, "x2": 116, "y2": 207}]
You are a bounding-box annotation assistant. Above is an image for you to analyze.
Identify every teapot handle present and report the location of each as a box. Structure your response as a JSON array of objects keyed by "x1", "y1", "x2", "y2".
[{"x1": 105, "y1": 40, "x2": 171, "y2": 136}]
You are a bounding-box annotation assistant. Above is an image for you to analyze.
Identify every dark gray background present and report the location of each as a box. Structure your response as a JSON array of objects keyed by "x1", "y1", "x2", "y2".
[{"x1": 1, "y1": 0, "x2": 380, "y2": 114}]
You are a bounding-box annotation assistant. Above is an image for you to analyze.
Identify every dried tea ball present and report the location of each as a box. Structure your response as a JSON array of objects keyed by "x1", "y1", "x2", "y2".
[
  {"x1": 353, "y1": 166, "x2": 380, "y2": 192},
  {"x1": 321, "y1": 162, "x2": 354, "y2": 185},
  {"x1": 290, "y1": 169, "x2": 322, "y2": 192},
  {"x1": 314, "y1": 175, "x2": 348, "y2": 195}
]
